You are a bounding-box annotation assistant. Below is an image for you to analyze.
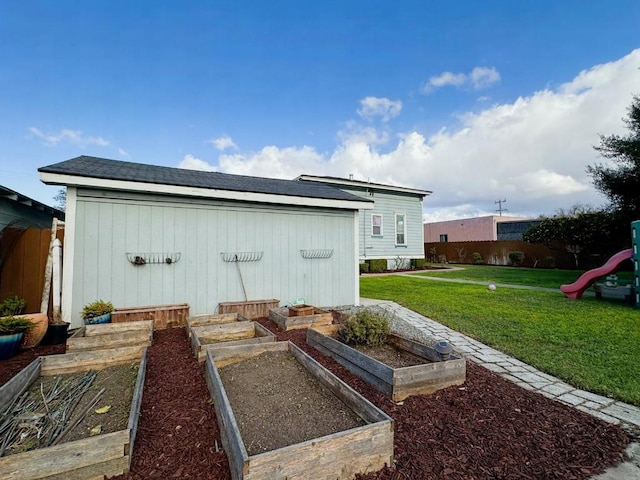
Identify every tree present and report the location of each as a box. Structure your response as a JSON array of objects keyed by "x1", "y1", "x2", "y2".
[
  {"x1": 53, "y1": 188, "x2": 66, "y2": 211},
  {"x1": 523, "y1": 207, "x2": 617, "y2": 269},
  {"x1": 587, "y1": 95, "x2": 640, "y2": 222}
]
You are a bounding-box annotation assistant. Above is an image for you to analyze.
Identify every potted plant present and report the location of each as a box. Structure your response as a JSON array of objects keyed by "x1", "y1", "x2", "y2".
[
  {"x1": 44, "y1": 311, "x2": 71, "y2": 345},
  {"x1": 0, "y1": 295, "x2": 26, "y2": 316},
  {"x1": 81, "y1": 299, "x2": 114, "y2": 325},
  {"x1": 0, "y1": 315, "x2": 35, "y2": 360}
]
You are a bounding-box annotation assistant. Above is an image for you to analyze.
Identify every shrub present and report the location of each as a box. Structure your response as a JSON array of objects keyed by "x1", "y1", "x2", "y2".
[
  {"x1": 0, "y1": 295, "x2": 26, "y2": 316},
  {"x1": 359, "y1": 262, "x2": 370, "y2": 274},
  {"x1": 368, "y1": 259, "x2": 387, "y2": 273},
  {"x1": 508, "y1": 251, "x2": 525, "y2": 267},
  {"x1": 81, "y1": 300, "x2": 114, "y2": 320},
  {"x1": 0, "y1": 316, "x2": 35, "y2": 335},
  {"x1": 472, "y1": 252, "x2": 484, "y2": 265},
  {"x1": 543, "y1": 256, "x2": 556, "y2": 268},
  {"x1": 411, "y1": 258, "x2": 426, "y2": 269},
  {"x1": 338, "y1": 309, "x2": 390, "y2": 347}
]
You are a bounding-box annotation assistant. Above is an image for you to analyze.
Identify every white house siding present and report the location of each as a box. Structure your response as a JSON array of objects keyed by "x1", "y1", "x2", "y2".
[
  {"x1": 337, "y1": 187, "x2": 424, "y2": 261},
  {"x1": 68, "y1": 189, "x2": 356, "y2": 327}
]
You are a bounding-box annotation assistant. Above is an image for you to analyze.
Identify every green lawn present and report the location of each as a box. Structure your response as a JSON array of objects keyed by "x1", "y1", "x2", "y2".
[
  {"x1": 411, "y1": 264, "x2": 633, "y2": 289},
  {"x1": 361, "y1": 274, "x2": 640, "y2": 406}
]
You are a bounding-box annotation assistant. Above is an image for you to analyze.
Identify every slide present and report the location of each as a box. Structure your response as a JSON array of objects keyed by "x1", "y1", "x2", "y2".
[{"x1": 560, "y1": 249, "x2": 633, "y2": 299}]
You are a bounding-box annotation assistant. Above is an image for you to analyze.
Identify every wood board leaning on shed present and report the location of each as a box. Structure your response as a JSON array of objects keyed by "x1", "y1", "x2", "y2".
[
  {"x1": 307, "y1": 325, "x2": 466, "y2": 401},
  {"x1": 204, "y1": 341, "x2": 394, "y2": 480},
  {"x1": 0, "y1": 346, "x2": 147, "y2": 480}
]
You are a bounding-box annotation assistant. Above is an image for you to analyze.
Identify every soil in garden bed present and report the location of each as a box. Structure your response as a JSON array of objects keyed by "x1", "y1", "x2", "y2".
[
  {"x1": 352, "y1": 341, "x2": 427, "y2": 368},
  {"x1": 219, "y1": 350, "x2": 366, "y2": 455}
]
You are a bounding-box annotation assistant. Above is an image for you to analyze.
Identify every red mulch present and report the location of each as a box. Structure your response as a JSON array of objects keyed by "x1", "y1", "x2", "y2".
[
  {"x1": 0, "y1": 343, "x2": 65, "y2": 384},
  {"x1": 1, "y1": 322, "x2": 631, "y2": 480}
]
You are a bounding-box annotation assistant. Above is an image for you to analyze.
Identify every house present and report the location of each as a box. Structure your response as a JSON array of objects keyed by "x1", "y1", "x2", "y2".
[
  {"x1": 296, "y1": 175, "x2": 431, "y2": 269},
  {"x1": 0, "y1": 184, "x2": 64, "y2": 232},
  {"x1": 424, "y1": 215, "x2": 540, "y2": 243},
  {"x1": 38, "y1": 156, "x2": 373, "y2": 328}
]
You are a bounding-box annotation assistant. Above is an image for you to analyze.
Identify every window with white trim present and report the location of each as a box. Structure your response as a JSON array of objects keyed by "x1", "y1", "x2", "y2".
[
  {"x1": 371, "y1": 214, "x2": 383, "y2": 236},
  {"x1": 395, "y1": 213, "x2": 407, "y2": 246}
]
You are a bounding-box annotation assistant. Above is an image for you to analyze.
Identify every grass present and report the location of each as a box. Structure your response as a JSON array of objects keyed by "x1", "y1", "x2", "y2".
[
  {"x1": 411, "y1": 264, "x2": 634, "y2": 289},
  {"x1": 361, "y1": 274, "x2": 640, "y2": 406}
]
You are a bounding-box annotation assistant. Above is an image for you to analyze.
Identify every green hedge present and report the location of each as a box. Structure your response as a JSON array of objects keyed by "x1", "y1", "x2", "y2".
[
  {"x1": 359, "y1": 262, "x2": 370, "y2": 274},
  {"x1": 368, "y1": 259, "x2": 387, "y2": 273},
  {"x1": 411, "y1": 258, "x2": 426, "y2": 269}
]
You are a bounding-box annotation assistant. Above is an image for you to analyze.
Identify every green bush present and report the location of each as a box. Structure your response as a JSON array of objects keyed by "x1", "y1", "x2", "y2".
[
  {"x1": 359, "y1": 262, "x2": 370, "y2": 274},
  {"x1": 508, "y1": 251, "x2": 525, "y2": 267},
  {"x1": 471, "y1": 252, "x2": 484, "y2": 265},
  {"x1": 411, "y1": 258, "x2": 426, "y2": 269},
  {"x1": 338, "y1": 309, "x2": 390, "y2": 347},
  {"x1": 368, "y1": 259, "x2": 387, "y2": 273},
  {"x1": 0, "y1": 316, "x2": 35, "y2": 335},
  {"x1": 81, "y1": 299, "x2": 114, "y2": 320},
  {"x1": 543, "y1": 256, "x2": 556, "y2": 268},
  {"x1": 0, "y1": 295, "x2": 26, "y2": 316}
]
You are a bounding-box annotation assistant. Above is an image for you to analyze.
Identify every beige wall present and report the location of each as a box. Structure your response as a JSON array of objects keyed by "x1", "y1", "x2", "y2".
[{"x1": 424, "y1": 216, "x2": 524, "y2": 242}]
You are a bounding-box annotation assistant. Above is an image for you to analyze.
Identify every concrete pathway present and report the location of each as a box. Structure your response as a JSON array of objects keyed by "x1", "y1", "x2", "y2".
[{"x1": 359, "y1": 297, "x2": 640, "y2": 478}]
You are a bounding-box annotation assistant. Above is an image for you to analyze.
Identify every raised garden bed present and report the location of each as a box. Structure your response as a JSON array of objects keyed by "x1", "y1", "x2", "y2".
[
  {"x1": 190, "y1": 321, "x2": 275, "y2": 363},
  {"x1": 268, "y1": 306, "x2": 332, "y2": 331},
  {"x1": 67, "y1": 320, "x2": 154, "y2": 353},
  {"x1": 185, "y1": 312, "x2": 249, "y2": 339},
  {"x1": 111, "y1": 303, "x2": 189, "y2": 329},
  {"x1": 218, "y1": 299, "x2": 279, "y2": 320},
  {"x1": 204, "y1": 341, "x2": 394, "y2": 480},
  {"x1": 307, "y1": 325, "x2": 466, "y2": 401},
  {"x1": 0, "y1": 345, "x2": 146, "y2": 479}
]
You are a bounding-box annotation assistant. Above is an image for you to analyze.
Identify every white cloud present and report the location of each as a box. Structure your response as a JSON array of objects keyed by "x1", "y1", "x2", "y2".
[
  {"x1": 423, "y1": 66, "x2": 501, "y2": 93},
  {"x1": 178, "y1": 154, "x2": 217, "y2": 172},
  {"x1": 357, "y1": 97, "x2": 402, "y2": 122},
  {"x1": 117, "y1": 148, "x2": 130, "y2": 158},
  {"x1": 214, "y1": 49, "x2": 638, "y2": 219},
  {"x1": 208, "y1": 135, "x2": 238, "y2": 151},
  {"x1": 27, "y1": 127, "x2": 110, "y2": 147}
]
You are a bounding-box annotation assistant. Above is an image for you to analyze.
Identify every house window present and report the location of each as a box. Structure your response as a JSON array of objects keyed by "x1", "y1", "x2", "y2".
[
  {"x1": 439, "y1": 234, "x2": 448, "y2": 243},
  {"x1": 371, "y1": 214, "x2": 383, "y2": 236},
  {"x1": 395, "y1": 213, "x2": 406, "y2": 246}
]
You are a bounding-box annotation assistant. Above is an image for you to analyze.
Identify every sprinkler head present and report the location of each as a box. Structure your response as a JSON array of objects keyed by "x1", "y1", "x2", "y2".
[{"x1": 434, "y1": 340, "x2": 453, "y2": 361}]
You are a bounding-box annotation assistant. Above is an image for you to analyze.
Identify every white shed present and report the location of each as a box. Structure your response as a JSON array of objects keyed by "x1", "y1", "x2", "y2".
[{"x1": 39, "y1": 156, "x2": 373, "y2": 328}]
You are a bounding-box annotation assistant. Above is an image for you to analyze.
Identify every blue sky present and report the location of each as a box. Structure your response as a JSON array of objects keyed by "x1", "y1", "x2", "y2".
[{"x1": 1, "y1": 1, "x2": 639, "y2": 220}]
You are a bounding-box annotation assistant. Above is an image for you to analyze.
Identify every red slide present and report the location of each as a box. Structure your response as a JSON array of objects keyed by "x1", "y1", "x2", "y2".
[{"x1": 560, "y1": 249, "x2": 633, "y2": 299}]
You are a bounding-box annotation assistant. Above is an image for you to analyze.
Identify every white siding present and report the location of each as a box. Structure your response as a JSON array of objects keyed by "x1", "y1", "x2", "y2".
[{"x1": 68, "y1": 189, "x2": 356, "y2": 327}]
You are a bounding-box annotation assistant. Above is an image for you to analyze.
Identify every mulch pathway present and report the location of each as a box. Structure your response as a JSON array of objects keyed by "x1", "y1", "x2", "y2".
[{"x1": 0, "y1": 321, "x2": 632, "y2": 479}]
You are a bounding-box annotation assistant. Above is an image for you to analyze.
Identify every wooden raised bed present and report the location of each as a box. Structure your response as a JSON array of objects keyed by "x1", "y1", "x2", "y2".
[
  {"x1": 268, "y1": 306, "x2": 332, "y2": 331},
  {"x1": 191, "y1": 322, "x2": 275, "y2": 363},
  {"x1": 67, "y1": 320, "x2": 154, "y2": 353},
  {"x1": 204, "y1": 341, "x2": 394, "y2": 479},
  {"x1": 111, "y1": 303, "x2": 189, "y2": 329},
  {"x1": 307, "y1": 325, "x2": 466, "y2": 401},
  {"x1": 186, "y1": 312, "x2": 249, "y2": 339},
  {"x1": 218, "y1": 299, "x2": 279, "y2": 320},
  {"x1": 0, "y1": 346, "x2": 147, "y2": 479}
]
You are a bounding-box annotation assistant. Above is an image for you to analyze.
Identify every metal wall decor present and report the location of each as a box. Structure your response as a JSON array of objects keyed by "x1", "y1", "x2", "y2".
[
  {"x1": 126, "y1": 252, "x2": 181, "y2": 265},
  {"x1": 220, "y1": 251, "x2": 264, "y2": 262},
  {"x1": 300, "y1": 249, "x2": 334, "y2": 259}
]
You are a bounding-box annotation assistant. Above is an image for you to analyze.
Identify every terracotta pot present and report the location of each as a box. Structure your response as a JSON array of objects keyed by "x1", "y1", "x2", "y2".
[{"x1": 20, "y1": 313, "x2": 49, "y2": 348}]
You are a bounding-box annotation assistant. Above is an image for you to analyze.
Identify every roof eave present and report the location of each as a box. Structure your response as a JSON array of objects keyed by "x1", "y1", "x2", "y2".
[
  {"x1": 40, "y1": 171, "x2": 374, "y2": 211},
  {"x1": 296, "y1": 174, "x2": 432, "y2": 197}
]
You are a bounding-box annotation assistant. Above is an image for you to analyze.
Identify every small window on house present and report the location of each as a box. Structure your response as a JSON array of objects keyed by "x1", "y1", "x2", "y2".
[
  {"x1": 395, "y1": 213, "x2": 407, "y2": 246},
  {"x1": 439, "y1": 234, "x2": 448, "y2": 243},
  {"x1": 371, "y1": 214, "x2": 383, "y2": 236}
]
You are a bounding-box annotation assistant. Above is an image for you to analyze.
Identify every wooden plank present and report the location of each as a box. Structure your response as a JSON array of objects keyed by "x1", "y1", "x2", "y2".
[
  {"x1": 0, "y1": 430, "x2": 129, "y2": 480},
  {"x1": 206, "y1": 341, "x2": 289, "y2": 368},
  {"x1": 394, "y1": 359, "x2": 466, "y2": 389},
  {"x1": 191, "y1": 322, "x2": 255, "y2": 338},
  {"x1": 246, "y1": 422, "x2": 393, "y2": 480},
  {"x1": 218, "y1": 299, "x2": 279, "y2": 320},
  {"x1": 306, "y1": 328, "x2": 394, "y2": 384},
  {"x1": 42, "y1": 455, "x2": 129, "y2": 480},
  {"x1": 0, "y1": 358, "x2": 41, "y2": 410},
  {"x1": 66, "y1": 330, "x2": 152, "y2": 353},
  {"x1": 127, "y1": 348, "x2": 147, "y2": 462},
  {"x1": 289, "y1": 342, "x2": 393, "y2": 424},
  {"x1": 205, "y1": 351, "x2": 249, "y2": 480},
  {"x1": 253, "y1": 322, "x2": 274, "y2": 338},
  {"x1": 83, "y1": 320, "x2": 153, "y2": 337},
  {"x1": 198, "y1": 335, "x2": 275, "y2": 363},
  {"x1": 40, "y1": 345, "x2": 144, "y2": 376},
  {"x1": 268, "y1": 307, "x2": 332, "y2": 331},
  {"x1": 68, "y1": 327, "x2": 86, "y2": 340},
  {"x1": 388, "y1": 334, "x2": 463, "y2": 363}
]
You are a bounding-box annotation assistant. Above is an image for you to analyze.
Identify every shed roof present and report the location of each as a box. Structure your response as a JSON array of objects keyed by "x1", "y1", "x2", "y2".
[
  {"x1": 39, "y1": 156, "x2": 373, "y2": 210},
  {"x1": 296, "y1": 174, "x2": 432, "y2": 197}
]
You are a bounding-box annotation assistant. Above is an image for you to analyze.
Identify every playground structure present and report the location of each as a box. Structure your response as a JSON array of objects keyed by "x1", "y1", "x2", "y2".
[{"x1": 560, "y1": 220, "x2": 639, "y2": 306}]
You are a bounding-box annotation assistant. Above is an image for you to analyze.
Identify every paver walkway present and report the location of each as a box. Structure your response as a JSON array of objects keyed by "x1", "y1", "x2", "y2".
[{"x1": 360, "y1": 297, "x2": 640, "y2": 478}]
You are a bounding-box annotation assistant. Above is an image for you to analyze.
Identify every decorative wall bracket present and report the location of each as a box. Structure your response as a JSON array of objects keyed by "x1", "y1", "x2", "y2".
[
  {"x1": 221, "y1": 251, "x2": 263, "y2": 262},
  {"x1": 300, "y1": 249, "x2": 334, "y2": 259},
  {"x1": 126, "y1": 252, "x2": 181, "y2": 266}
]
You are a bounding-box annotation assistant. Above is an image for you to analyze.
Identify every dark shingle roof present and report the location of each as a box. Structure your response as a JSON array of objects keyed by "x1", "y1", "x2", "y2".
[{"x1": 39, "y1": 156, "x2": 370, "y2": 204}]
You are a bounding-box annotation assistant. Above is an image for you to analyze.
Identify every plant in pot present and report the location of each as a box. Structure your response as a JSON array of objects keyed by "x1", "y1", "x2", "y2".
[
  {"x1": 0, "y1": 295, "x2": 26, "y2": 316},
  {"x1": 81, "y1": 299, "x2": 114, "y2": 325},
  {"x1": 44, "y1": 311, "x2": 71, "y2": 346},
  {"x1": 0, "y1": 315, "x2": 35, "y2": 360}
]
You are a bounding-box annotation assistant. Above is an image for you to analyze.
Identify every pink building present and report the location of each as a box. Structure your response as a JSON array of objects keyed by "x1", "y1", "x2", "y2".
[{"x1": 424, "y1": 215, "x2": 532, "y2": 242}]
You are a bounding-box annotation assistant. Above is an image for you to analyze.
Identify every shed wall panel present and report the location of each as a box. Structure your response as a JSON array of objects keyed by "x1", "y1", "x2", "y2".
[{"x1": 69, "y1": 190, "x2": 356, "y2": 327}]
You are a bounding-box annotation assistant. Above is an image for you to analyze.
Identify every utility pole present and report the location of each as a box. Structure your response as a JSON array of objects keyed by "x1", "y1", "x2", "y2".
[{"x1": 495, "y1": 199, "x2": 507, "y2": 216}]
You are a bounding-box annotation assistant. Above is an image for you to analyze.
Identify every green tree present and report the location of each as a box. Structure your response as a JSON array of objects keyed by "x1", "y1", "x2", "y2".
[
  {"x1": 53, "y1": 188, "x2": 66, "y2": 211},
  {"x1": 587, "y1": 95, "x2": 640, "y2": 222},
  {"x1": 523, "y1": 206, "x2": 617, "y2": 269}
]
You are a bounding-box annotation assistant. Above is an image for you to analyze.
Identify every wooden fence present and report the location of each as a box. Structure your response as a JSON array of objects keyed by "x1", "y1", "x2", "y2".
[{"x1": 0, "y1": 226, "x2": 64, "y2": 315}]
